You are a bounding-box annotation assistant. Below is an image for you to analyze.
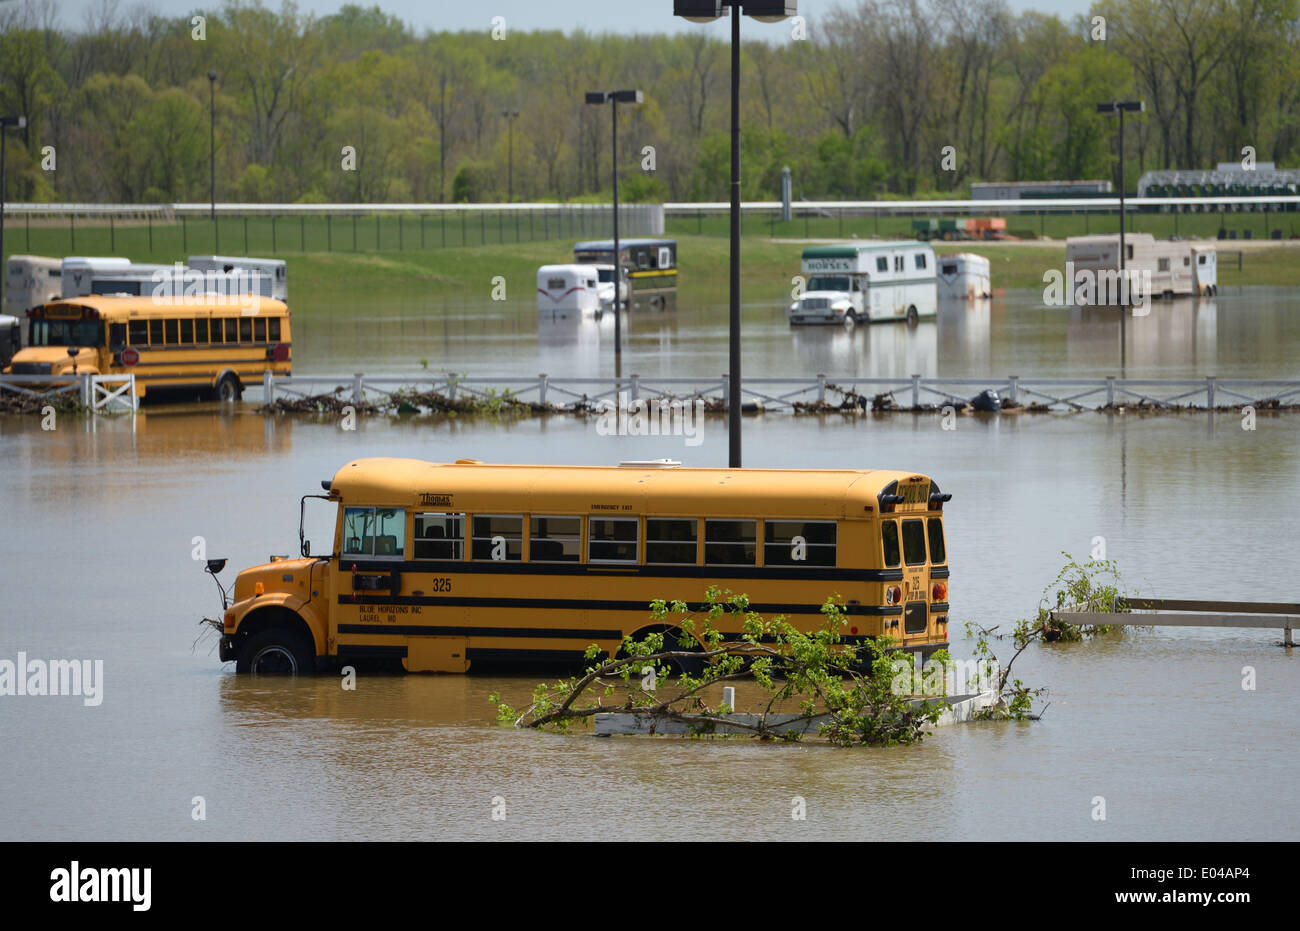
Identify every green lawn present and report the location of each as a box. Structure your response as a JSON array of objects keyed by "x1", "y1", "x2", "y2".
[{"x1": 5, "y1": 217, "x2": 1298, "y2": 310}]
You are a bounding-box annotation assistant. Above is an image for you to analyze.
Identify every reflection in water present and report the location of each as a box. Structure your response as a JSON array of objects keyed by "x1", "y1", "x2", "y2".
[
  {"x1": 789, "y1": 319, "x2": 938, "y2": 377},
  {"x1": 2, "y1": 412, "x2": 1298, "y2": 840},
  {"x1": 1069, "y1": 297, "x2": 1219, "y2": 375},
  {"x1": 290, "y1": 286, "x2": 1297, "y2": 381}
]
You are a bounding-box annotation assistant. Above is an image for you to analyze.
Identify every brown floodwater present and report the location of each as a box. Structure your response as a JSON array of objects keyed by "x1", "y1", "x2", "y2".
[{"x1": 1, "y1": 285, "x2": 1297, "y2": 840}]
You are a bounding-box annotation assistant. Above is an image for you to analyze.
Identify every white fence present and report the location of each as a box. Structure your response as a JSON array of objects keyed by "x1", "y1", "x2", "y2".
[
  {"x1": 0, "y1": 373, "x2": 137, "y2": 413},
  {"x1": 260, "y1": 372, "x2": 1300, "y2": 413}
]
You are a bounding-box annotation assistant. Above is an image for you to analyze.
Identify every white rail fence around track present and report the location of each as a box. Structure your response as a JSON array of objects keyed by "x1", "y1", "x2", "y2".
[
  {"x1": 259, "y1": 372, "x2": 1300, "y2": 413},
  {"x1": 0, "y1": 374, "x2": 137, "y2": 413}
]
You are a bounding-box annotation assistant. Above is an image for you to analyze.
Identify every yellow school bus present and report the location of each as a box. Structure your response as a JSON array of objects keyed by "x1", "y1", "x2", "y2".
[
  {"x1": 4, "y1": 294, "x2": 291, "y2": 400},
  {"x1": 215, "y1": 458, "x2": 952, "y2": 674}
]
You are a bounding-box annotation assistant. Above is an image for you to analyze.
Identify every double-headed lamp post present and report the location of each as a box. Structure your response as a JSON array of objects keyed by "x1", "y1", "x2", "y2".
[
  {"x1": 674, "y1": 1, "x2": 796, "y2": 469},
  {"x1": 585, "y1": 89, "x2": 643, "y2": 371},
  {"x1": 1098, "y1": 99, "x2": 1144, "y2": 370},
  {"x1": 1, "y1": 114, "x2": 28, "y2": 310},
  {"x1": 502, "y1": 108, "x2": 519, "y2": 202}
]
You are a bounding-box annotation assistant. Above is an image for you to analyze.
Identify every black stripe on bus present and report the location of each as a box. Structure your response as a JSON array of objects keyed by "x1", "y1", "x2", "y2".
[
  {"x1": 467, "y1": 648, "x2": 593, "y2": 665},
  {"x1": 337, "y1": 594, "x2": 903, "y2": 617},
  {"x1": 338, "y1": 623, "x2": 624, "y2": 639},
  {"x1": 131, "y1": 355, "x2": 290, "y2": 367},
  {"x1": 345, "y1": 559, "x2": 906, "y2": 583},
  {"x1": 930, "y1": 566, "x2": 949, "y2": 579},
  {"x1": 931, "y1": 602, "x2": 950, "y2": 613},
  {"x1": 336, "y1": 644, "x2": 408, "y2": 658}
]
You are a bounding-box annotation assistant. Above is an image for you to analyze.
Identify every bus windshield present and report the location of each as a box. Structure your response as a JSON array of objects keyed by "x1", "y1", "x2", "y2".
[
  {"x1": 29, "y1": 319, "x2": 104, "y2": 347},
  {"x1": 808, "y1": 276, "x2": 851, "y2": 292}
]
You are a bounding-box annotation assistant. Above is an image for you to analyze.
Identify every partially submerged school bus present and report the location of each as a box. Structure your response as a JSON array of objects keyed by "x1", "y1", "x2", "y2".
[
  {"x1": 214, "y1": 458, "x2": 952, "y2": 674},
  {"x1": 4, "y1": 294, "x2": 291, "y2": 400}
]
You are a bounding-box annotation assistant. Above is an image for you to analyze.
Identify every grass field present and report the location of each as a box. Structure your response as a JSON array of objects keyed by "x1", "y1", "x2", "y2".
[{"x1": 4, "y1": 214, "x2": 1299, "y2": 311}]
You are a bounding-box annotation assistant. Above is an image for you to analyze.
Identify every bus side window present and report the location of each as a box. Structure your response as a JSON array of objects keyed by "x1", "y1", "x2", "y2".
[
  {"x1": 239, "y1": 318, "x2": 253, "y2": 342},
  {"x1": 901, "y1": 519, "x2": 926, "y2": 566},
  {"x1": 589, "y1": 517, "x2": 638, "y2": 563},
  {"x1": 414, "y1": 512, "x2": 464, "y2": 560},
  {"x1": 128, "y1": 320, "x2": 147, "y2": 345},
  {"x1": 179, "y1": 319, "x2": 194, "y2": 344},
  {"x1": 224, "y1": 318, "x2": 238, "y2": 343},
  {"x1": 254, "y1": 318, "x2": 267, "y2": 342},
  {"x1": 645, "y1": 518, "x2": 697, "y2": 564},
  {"x1": 148, "y1": 320, "x2": 163, "y2": 345},
  {"x1": 164, "y1": 319, "x2": 178, "y2": 345},
  {"x1": 881, "y1": 520, "x2": 900, "y2": 568},
  {"x1": 704, "y1": 519, "x2": 756, "y2": 565},
  {"x1": 109, "y1": 324, "x2": 127, "y2": 349},
  {"x1": 927, "y1": 517, "x2": 946, "y2": 565},
  {"x1": 268, "y1": 317, "x2": 281, "y2": 341},
  {"x1": 764, "y1": 520, "x2": 836, "y2": 566},
  {"x1": 530, "y1": 515, "x2": 581, "y2": 562},
  {"x1": 471, "y1": 515, "x2": 522, "y2": 561}
]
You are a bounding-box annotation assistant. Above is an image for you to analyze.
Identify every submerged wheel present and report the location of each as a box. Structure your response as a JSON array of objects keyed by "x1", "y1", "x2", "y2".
[
  {"x1": 906, "y1": 306, "x2": 919, "y2": 326},
  {"x1": 845, "y1": 311, "x2": 858, "y2": 326},
  {"x1": 215, "y1": 374, "x2": 243, "y2": 402},
  {"x1": 236, "y1": 628, "x2": 316, "y2": 675}
]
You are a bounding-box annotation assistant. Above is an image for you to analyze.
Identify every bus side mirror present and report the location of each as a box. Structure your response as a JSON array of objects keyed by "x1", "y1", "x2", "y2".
[{"x1": 303, "y1": 540, "x2": 311, "y2": 557}]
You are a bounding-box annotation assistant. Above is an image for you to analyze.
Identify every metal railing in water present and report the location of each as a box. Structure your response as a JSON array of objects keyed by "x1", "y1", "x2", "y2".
[{"x1": 259, "y1": 372, "x2": 1300, "y2": 413}]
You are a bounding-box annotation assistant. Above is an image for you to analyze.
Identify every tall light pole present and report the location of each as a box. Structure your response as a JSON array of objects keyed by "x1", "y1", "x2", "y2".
[
  {"x1": 208, "y1": 70, "x2": 218, "y2": 222},
  {"x1": 1098, "y1": 99, "x2": 1144, "y2": 371},
  {"x1": 675, "y1": 1, "x2": 796, "y2": 469},
  {"x1": 502, "y1": 109, "x2": 519, "y2": 202},
  {"x1": 585, "y1": 89, "x2": 642, "y2": 372},
  {"x1": 0, "y1": 115, "x2": 28, "y2": 311}
]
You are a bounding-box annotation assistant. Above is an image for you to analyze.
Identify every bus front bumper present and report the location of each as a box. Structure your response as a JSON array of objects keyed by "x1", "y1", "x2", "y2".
[{"x1": 219, "y1": 635, "x2": 239, "y2": 662}]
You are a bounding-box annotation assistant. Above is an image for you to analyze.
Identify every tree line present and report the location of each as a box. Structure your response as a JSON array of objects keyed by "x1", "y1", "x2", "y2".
[{"x1": 0, "y1": 0, "x2": 1296, "y2": 205}]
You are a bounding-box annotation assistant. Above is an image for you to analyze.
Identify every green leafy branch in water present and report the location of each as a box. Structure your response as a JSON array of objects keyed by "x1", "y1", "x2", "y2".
[
  {"x1": 490, "y1": 587, "x2": 946, "y2": 747},
  {"x1": 966, "y1": 553, "x2": 1131, "y2": 720}
]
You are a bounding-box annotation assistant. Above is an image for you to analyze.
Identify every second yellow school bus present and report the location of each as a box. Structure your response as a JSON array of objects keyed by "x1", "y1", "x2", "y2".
[
  {"x1": 215, "y1": 458, "x2": 952, "y2": 674},
  {"x1": 4, "y1": 294, "x2": 291, "y2": 400}
]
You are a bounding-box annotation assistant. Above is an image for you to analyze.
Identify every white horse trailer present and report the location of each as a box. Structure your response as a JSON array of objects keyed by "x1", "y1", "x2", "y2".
[
  {"x1": 60, "y1": 257, "x2": 132, "y2": 298},
  {"x1": 937, "y1": 252, "x2": 991, "y2": 300},
  {"x1": 0, "y1": 313, "x2": 21, "y2": 367},
  {"x1": 537, "y1": 264, "x2": 603, "y2": 317},
  {"x1": 189, "y1": 256, "x2": 288, "y2": 301},
  {"x1": 5, "y1": 255, "x2": 63, "y2": 314},
  {"x1": 790, "y1": 242, "x2": 938, "y2": 325},
  {"x1": 63, "y1": 261, "x2": 272, "y2": 300},
  {"x1": 1065, "y1": 234, "x2": 1217, "y2": 303}
]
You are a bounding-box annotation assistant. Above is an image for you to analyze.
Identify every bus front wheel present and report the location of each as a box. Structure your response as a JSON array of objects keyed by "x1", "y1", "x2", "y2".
[
  {"x1": 215, "y1": 374, "x2": 243, "y2": 402},
  {"x1": 236, "y1": 629, "x2": 316, "y2": 675}
]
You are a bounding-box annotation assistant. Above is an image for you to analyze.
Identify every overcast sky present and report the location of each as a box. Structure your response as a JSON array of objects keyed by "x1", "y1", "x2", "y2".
[{"x1": 49, "y1": 0, "x2": 1095, "y2": 36}]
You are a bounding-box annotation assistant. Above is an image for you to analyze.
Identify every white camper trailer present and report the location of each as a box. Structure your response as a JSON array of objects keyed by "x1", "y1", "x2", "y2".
[
  {"x1": 1065, "y1": 234, "x2": 1216, "y2": 303},
  {"x1": 5, "y1": 255, "x2": 63, "y2": 314},
  {"x1": 537, "y1": 265, "x2": 604, "y2": 317},
  {"x1": 0, "y1": 314, "x2": 21, "y2": 368},
  {"x1": 789, "y1": 242, "x2": 938, "y2": 325},
  {"x1": 189, "y1": 256, "x2": 288, "y2": 301},
  {"x1": 937, "y1": 252, "x2": 991, "y2": 300},
  {"x1": 60, "y1": 257, "x2": 132, "y2": 298},
  {"x1": 63, "y1": 259, "x2": 272, "y2": 300}
]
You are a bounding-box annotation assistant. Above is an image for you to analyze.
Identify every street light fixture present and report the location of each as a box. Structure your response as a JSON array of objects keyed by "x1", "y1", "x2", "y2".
[
  {"x1": 674, "y1": 1, "x2": 797, "y2": 469},
  {"x1": 502, "y1": 109, "x2": 520, "y2": 202},
  {"x1": 208, "y1": 71, "x2": 218, "y2": 221},
  {"x1": 0, "y1": 114, "x2": 28, "y2": 311},
  {"x1": 1098, "y1": 99, "x2": 1144, "y2": 370},
  {"x1": 585, "y1": 88, "x2": 643, "y2": 371}
]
